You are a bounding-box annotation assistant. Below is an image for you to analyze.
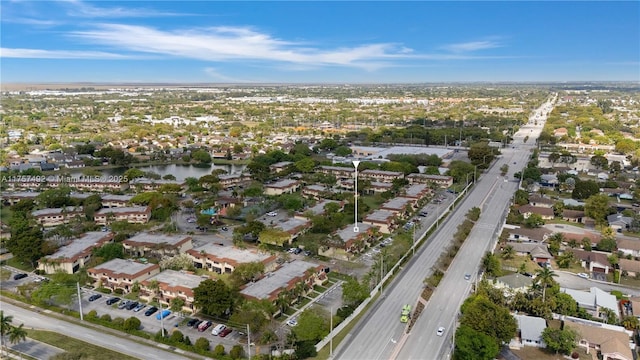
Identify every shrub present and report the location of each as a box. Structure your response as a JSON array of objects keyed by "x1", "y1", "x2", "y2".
[
  {"x1": 213, "y1": 344, "x2": 225, "y2": 357},
  {"x1": 194, "y1": 337, "x2": 210, "y2": 352},
  {"x1": 184, "y1": 336, "x2": 191, "y2": 346},
  {"x1": 170, "y1": 330, "x2": 184, "y2": 343},
  {"x1": 112, "y1": 317, "x2": 125, "y2": 328},
  {"x1": 86, "y1": 310, "x2": 98, "y2": 320},
  {"x1": 229, "y1": 345, "x2": 244, "y2": 359},
  {"x1": 100, "y1": 314, "x2": 112, "y2": 322},
  {"x1": 123, "y1": 317, "x2": 141, "y2": 331},
  {"x1": 114, "y1": 288, "x2": 124, "y2": 295}
]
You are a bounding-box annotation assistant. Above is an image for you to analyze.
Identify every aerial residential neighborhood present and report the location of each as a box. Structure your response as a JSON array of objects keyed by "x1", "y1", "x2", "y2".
[{"x1": 0, "y1": 1, "x2": 639, "y2": 360}]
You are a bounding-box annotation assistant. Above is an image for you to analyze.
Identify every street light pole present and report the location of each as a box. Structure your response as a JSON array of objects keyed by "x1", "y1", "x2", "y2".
[{"x1": 352, "y1": 161, "x2": 360, "y2": 233}]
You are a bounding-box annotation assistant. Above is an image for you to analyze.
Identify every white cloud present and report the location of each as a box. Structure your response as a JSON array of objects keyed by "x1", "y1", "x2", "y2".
[
  {"x1": 441, "y1": 40, "x2": 502, "y2": 53},
  {"x1": 2, "y1": 17, "x2": 60, "y2": 26},
  {"x1": 0, "y1": 48, "x2": 138, "y2": 59},
  {"x1": 68, "y1": 23, "x2": 420, "y2": 69},
  {"x1": 61, "y1": 0, "x2": 188, "y2": 18}
]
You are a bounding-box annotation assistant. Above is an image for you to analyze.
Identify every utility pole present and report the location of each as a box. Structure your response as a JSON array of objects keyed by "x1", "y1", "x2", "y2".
[
  {"x1": 352, "y1": 161, "x2": 360, "y2": 233},
  {"x1": 329, "y1": 307, "x2": 333, "y2": 359},
  {"x1": 77, "y1": 282, "x2": 83, "y2": 321},
  {"x1": 247, "y1": 324, "x2": 251, "y2": 359}
]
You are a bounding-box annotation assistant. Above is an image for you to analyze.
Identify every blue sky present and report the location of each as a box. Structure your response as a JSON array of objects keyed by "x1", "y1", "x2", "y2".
[{"x1": 1, "y1": 1, "x2": 639, "y2": 83}]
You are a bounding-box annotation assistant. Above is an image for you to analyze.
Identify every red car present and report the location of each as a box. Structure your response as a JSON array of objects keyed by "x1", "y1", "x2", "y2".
[
  {"x1": 198, "y1": 321, "x2": 212, "y2": 332},
  {"x1": 219, "y1": 328, "x2": 233, "y2": 337}
]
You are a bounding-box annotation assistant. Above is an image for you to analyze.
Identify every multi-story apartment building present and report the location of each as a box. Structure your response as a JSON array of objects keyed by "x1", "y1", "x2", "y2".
[
  {"x1": 32, "y1": 206, "x2": 84, "y2": 227},
  {"x1": 406, "y1": 174, "x2": 453, "y2": 188},
  {"x1": 94, "y1": 206, "x2": 151, "y2": 225},
  {"x1": 88, "y1": 259, "x2": 160, "y2": 293},
  {"x1": 140, "y1": 270, "x2": 205, "y2": 313},
  {"x1": 187, "y1": 244, "x2": 277, "y2": 274},
  {"x1": 38, "y1": 231, "x2": 114, "y2": 274},
  {"x1": 122, "y1": 233, "x2": 193, "y2": 258},
  {"x1": 239, "y1": 260, "x2": 326, "y2": 304}
]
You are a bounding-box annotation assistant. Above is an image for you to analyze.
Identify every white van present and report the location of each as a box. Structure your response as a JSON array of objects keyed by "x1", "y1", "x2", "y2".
[{"x1": 212, "y1": 324, "x2": 226, "y2": 336}]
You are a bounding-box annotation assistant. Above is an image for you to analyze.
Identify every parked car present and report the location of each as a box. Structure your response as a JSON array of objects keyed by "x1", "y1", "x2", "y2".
[
  {"x1": 118, "y1": 300, "x2": 131, "y2": 309},
  {"x1": 126, "y1": 301, "x2": 139, "y2": 310},
  {"x1": 187, "y1": 318, "x2": 200, "y2": 327},
  {"x1": 221, "y1": 226, "x2": 228, "y2": 231},
  {"x1": 267, "y1": 212, "x2": 278, "y2": 217},
  {"x1": 156, "y1": 309, "x2": 171, "y2": 320},
  {"x1": 13, "y1": 273, "x2": 28, "y2": 280},
  {"x1": 577, "y1": 273, "x2": 589, "y2": 279},
  {"x1": 198, "y1": 321, "x2": 212, "y2": 332},
  {"x1": 219, "y1": 328, "x2": 233, "y2": 337},
  {"x1": 144, "y1": 306, "x2": 158, "y2": 316},
  {"x1": 133, "y1": 303, "x2": 146, "y2": 312},
  {"x1": 193, "y1": 320, "x2": 204, "y2": 329},
  {"x1": 286, "y1": 318, "x2": 298, "y2": 327},
  {"x1": 88, "y1": 294, "x2": 102, "y2": 302},
  {"x1": 211, "y1": 324, "x2": 227, "y2": 336},
  {"x1": 106, "y1": 297, "x2": 120, "y2": 305}
]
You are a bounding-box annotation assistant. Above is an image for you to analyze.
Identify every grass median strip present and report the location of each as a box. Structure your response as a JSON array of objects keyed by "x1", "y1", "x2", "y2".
[{"x1": 26, "y1": 329, "x2": 140, "y2": 360}]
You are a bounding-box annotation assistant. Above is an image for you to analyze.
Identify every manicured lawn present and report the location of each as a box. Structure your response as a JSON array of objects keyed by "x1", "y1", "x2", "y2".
[
  {"x1": 26, "y1": 329, "x2": 139, "y2": 360},
  {"x1": 299, "y1": 298, "x2": 311, "y2": 307},
  {"x1": 307, "y1": 291, "x2": 320, "y2": 299},
  {"x1": 511, "y1": 346, "x2": 590, "y2": 360},
  {"x1": 3, "y1": 257, "x2": 35, "y2": 271}
]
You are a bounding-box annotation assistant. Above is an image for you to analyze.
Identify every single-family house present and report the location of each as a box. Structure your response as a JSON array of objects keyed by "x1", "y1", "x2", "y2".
[
  {"x1": 493, "y1": 273, "x2": 533, "y2": 294},
  {"x1": 561, "y1": 287, "x2": 620, "y2": 320},
  {"x1": 512, "y1": 314, "x2": 547, "y2": 349},
  {"x1": 569, "y1": 249, "x2": 612, "y2": 274},
  {"x1": 564, "y1": 317, "x2": 633, "y2": 360}
]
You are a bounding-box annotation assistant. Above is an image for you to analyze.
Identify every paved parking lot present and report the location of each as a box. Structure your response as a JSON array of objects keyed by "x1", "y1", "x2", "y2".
[{"x1": 71, "y1": 290, "x2": 244, "y2": 349}]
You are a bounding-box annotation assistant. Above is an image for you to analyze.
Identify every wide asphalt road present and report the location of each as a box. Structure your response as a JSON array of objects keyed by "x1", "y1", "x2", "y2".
[
  {"x1": 2, "y1": 300, "x2": 194, "y2": 360},
  {"x1": 335, "y1": 98, "x2": 554, "y2": 360}
]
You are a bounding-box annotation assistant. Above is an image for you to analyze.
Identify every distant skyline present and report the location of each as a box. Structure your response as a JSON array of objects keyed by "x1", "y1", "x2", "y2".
[{"x1": 1, "y1": 1, "x2": 639, "y2": 83}]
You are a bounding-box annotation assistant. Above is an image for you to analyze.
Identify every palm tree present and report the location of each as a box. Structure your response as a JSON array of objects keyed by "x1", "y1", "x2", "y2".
[
  {"x1": 8, "y1": 324, "x2": 27, "y2": 359},
  {"x1": 535, "y1": 266, "x2": 558, "y2": 302},
  {"x1": 501, "y1": 245, "x2": 515, "y2": 260},
  {"x1": 275, "y1": 291, "x2": 290, "y2": 315},
  {"x1": 0, "y1": 311, "x2": 13, "y2": 355}
]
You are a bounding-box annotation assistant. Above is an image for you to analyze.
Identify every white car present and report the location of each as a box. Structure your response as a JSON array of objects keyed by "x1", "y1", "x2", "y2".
[
  {"x1": 267, "y1": 212, "x2": 278, "y2": 217},
  {"x1": 577, "y1": 273, "x2": 589, "y2": 279},
  {"x1": 286, "y1": 318, "x2": 298, "y2": 327},
  {"x1": 436, "y1": 327, "x2": 445, "y2": 336}
]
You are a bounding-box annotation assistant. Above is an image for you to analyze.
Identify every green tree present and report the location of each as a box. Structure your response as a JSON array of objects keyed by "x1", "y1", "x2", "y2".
[
  {"x1": 535, "y1": 267, "x2": 558, "y2": 303},
  {"x1": 541, "y1": 327, "x2": 577, "y2": 355},
  {"x1": 7, "y1": 323, "x2": 27, "y2": 352},
  {"x1": 584, "y1": 193, "x2": 612, "y2": 227},
  {"x1": 295, "y1": 157, "x2": 316, "y2": 173},
  {"x1": 213, "y1": 344, "x2": 226, "y2": 357},
  {"x1": 341, "y1": 276, "x2": 369, "y2": 306},
  {"x1": 229, "y1": 299, "x2": 274, "y2": 334},
  {"x1": 92, "y1": 242, "x2": 124, "y2": 262},
  {"x1": 454, "y1": 325, "x2": 500, "y2": 360},
  {"x1": 0, "y1": 311, "x2": 13, "y2": 353},
  {"x1": 229, "y1": 262, "x2": 265, "y2": 288},
  {"x1": 572, "y1": 180, "x2": 600, "y2": 200},
  {"x1": 524, "y1": 213, "x2": 544, "y2": 228},
  {"x1": 481, "y1": 252, "x2": 501, "y2": 277},
  {"x1": 192, "y1": 149, "x2": 212, "y2": 164},
  {"x1": 193, "y1": 279, "x2": 235, "y2": 317},
  {"x1": 292, "y1": 308, "x2": 330, "y2": 342},
  {"x1": 459, "y1": 295, "x2": 517, "y2": 345},
  {"x1": 501, "y1": 245, "x2": 515, "y2": 260},
  {"x1": 170, "y1": 297, "x2": 185, "y2": 314}
]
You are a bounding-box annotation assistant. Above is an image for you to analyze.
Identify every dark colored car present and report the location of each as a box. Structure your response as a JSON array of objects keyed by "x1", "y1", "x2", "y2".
[
  {"x1": 88, "y1": 294, "x2": 102, "y2": 302},
  {"x1": 187, "y1": 318, "x2": 200, "y2": 327},
  {"x1": 144, "y1": 306, "x2": 158, "y2": 316},
  {"x1": 126, "y1": 301, "x2": 139, "y2": 310},
  {"x1": 219, "y1": 328, "x2": 233, "y2": 337},
  {"x1": 13, "y1": 273, "x2": 28, "y2": 280},
  {"x1": 193, "y1": 320, "x2": 203, "y2": 329},
  {"x1": 106, "y1": 297, "x2": 120, "y2": 305}
]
